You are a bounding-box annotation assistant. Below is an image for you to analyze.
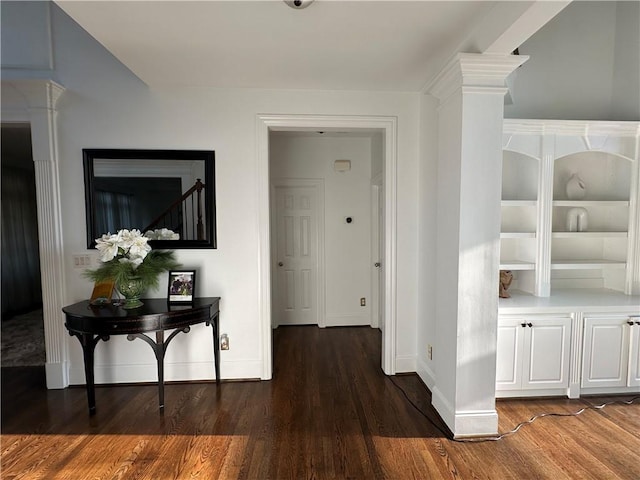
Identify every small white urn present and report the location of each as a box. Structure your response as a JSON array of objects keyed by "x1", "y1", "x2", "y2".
[
  {"x1": 566, "y1": 173, "x2": 587, "y2": 200},
  {"x1": 567, "y1": 207, "x2": 588, "y2": 232}
]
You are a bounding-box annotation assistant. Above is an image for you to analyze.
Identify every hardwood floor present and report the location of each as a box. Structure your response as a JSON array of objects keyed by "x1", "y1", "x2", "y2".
[{"x1": 2, "y1": 325, "x2": 639, "y2": 479}]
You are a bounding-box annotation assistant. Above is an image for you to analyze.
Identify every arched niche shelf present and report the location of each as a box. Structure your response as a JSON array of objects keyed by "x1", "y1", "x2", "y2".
[
  {"x1": 553, "y1": 151, "x2": 632, "y2": 202},
  {"x1": 500, "y1": 151, "x2": 540, "y2": 295},
  {"x1": 502, "y1": 150, "x2": 540, "y2": 201},
  {"x1": 550, "y1": 150, "x2": 635, "y2": 293}
]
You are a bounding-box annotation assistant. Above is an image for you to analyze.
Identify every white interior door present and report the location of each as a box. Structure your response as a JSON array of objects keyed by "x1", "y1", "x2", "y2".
[
  {"x1": 371, "y1": 184, "x2": 380, "y2": 328},
  {"x1": 376, "y1": 183, "x2": 385, "y2": 332},
  {"x1": 371, "y1": 181, "x2": 385, "y2": 330},
  {"x1": 273, "y1": 185, "x2": 318, "y2": 325}
]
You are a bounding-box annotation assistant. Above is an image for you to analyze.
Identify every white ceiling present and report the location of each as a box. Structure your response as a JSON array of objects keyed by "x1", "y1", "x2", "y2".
[{"x1": 54, "y1": 0, "x2": 563, "y2": 92}]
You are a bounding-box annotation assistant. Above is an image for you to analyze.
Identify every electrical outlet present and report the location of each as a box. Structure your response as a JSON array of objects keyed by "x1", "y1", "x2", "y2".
[
  {"x1": 220, "y1": 334, "x2": 229, "y2": 350},
  {"x1": 360, "y1": 297, "x2": 366, "y2": 307},
  {"x1": 428, "y1": 345, "x2": 433, "y2": 360}
]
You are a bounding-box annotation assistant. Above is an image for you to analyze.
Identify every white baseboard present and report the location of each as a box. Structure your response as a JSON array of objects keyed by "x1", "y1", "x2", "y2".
[
  {"x1": 395, "y1": 354, "x2": 416, "y2": 373},
  {"x1": 496, "y1": 387, "x2": 568, "y2": 398},
  {"x1": 416, "y1": 357, "x2": 436, "y2": 390},
  {"x1": 431, "y1": 386, "x2": 454, "y2": 430},
  {"x1": 451, "y1": 409, "x2": 499, "y2": 438},
  {"x1": 45, "y1": 361, "x2": 69, "y2": 389},
  {"x1": 324, "y1": 314, "x2": 370, "y2": 327},
  {"x1": 69, "y1": 359, "x2": 264, "y2": 386},
  {"x1": 432, "y1": 386, "x2": 498, "y2": 437},
  {"x1": 579, "y1": 386, "x2": 640, "y2": 396}
]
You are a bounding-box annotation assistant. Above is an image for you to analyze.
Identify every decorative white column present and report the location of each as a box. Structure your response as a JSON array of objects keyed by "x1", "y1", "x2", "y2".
[
  {"x1": 427, "y1": 53, "x2": 528, "y2": 437},
  {"x1": 537, "y1": 134, "x2": 554, "y2": 297},
  {"x1": 630, "y1": 134, "x2": 640, "y2": 295},
  {"x1": 8, "y1": 80, "x2": 68, "y2": 389}
]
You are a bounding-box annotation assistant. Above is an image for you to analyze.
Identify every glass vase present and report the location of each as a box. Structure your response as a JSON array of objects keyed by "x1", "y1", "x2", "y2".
[{"x1": 117, "y1": 276, "x2": 145, "y2": 309}]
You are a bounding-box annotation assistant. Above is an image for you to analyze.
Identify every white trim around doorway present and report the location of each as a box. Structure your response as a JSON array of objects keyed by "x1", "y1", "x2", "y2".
[
  {"x1": 256, "y1": 114, "x2": 398, "y2": 379},
  {"x1": 2, "y1": 79, "x2": 68, "y2": 389}
]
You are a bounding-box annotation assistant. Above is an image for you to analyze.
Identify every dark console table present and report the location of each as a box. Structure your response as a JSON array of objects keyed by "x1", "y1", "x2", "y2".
[{"x1": 63, "y1": 297, "x2": 220, "y2": 414}]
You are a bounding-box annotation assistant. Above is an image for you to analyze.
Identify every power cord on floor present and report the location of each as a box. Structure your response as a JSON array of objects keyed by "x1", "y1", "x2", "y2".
[{"x1": 387, "y1": 375, "x2": 640, "y2": 443}]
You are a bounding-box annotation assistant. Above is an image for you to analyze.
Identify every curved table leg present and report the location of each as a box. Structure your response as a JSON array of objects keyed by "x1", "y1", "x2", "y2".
[
  {"x1": 207, "y1": 312, "x2": 220, "y2": 383},
  {"x1": 127, "y1": 327, "x2": 190, "y2": 409},
  {"x1": 68, "y1": 331, "x2": 109, "y2": 415}
]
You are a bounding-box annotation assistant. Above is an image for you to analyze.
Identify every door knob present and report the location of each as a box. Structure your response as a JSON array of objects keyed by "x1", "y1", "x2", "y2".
[{"x1": 278, "y1": 262, "x2": 283, "y2": 267}]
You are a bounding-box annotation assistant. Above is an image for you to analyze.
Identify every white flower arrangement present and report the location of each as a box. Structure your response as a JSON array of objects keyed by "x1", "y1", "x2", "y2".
[
  {"x1": 96, "y1": 229, "x2": 152, "y2": 269},
  {"x1": 144, "y1": 228, "x2": 180, "y2": 241},
  {"x1": 86, "y1": 229, "x2": 180, "y2": 290}
]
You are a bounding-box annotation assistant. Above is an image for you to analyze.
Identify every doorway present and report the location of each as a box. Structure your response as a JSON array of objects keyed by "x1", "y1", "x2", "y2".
[
  {"x1": 2, "y1": 79, "x2": 67, "y2": 389},
  {"x1": 257, "y1": 115, "x2": 398, "y2": 379},
  {"x1": 1, "y1": 123, "x2": 45, "y2": 366}
]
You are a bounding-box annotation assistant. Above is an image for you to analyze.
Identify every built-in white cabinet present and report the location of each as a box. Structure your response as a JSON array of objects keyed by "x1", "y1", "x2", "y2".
[
  {"x1": 497, "y1": 120, "x2": 640, "y2": 399},
  {"x1": 582, "y1": 315, "x2": 640, "y2": 390},
  {"x1": 496, "y1": 315, "x2": 571, "y2": 396},
  {"x1": 501, "y1": 120, "x2": 640, "y2": 297}
]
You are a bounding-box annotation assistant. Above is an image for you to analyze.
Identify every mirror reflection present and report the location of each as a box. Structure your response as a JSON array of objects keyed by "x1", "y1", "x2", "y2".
[{"x1": 83, "y1": 149, "x2": 216, "y2": 249}]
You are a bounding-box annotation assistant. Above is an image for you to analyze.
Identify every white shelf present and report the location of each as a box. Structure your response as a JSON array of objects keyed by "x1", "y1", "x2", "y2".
[
  {"x1": 550, "y1": 260, "x2": 627, "y2": 270},
  {"x1": 499, "y1": 288, "x2": 640, "y2": 314},
  {"x1": 501, "y1": 232, "x2": 536, "y2": 239},
  {"x1": 552, "y1": 200, "x2": 629, "y2": 207},
  {"x1": 500, "y1": 261, "x2": 535, "y2": 271},
  {"x1": 552, "y1": 232, "x2": 628, "y2": 239},
  {"x1": 501, "y1": 120, "x2": 638, "y2": 298},
  {"x1": 501, "y1": 200, "x2": 537, "y2": 207}
]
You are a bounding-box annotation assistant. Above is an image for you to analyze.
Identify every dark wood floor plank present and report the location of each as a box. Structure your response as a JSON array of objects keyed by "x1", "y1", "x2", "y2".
[{"x1": 2, "y1": 325, "x2": 639, "y2": 479}]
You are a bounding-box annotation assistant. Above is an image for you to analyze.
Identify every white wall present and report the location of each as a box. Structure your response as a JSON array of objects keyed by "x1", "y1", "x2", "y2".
[
  {"x1": 270, "y1": 135, "x2": 374, "y2": 326},
  {"x1": 505, "y1": 1, "x2": 639, "y2": 121},
  {"x1": 416, "y1": 94, "x2": 439, "y2": 388},
  {"x1": 2, "y1": 4, "x2": 421, "y2": 383},
  {"x1": 0, "y1": 1, "x2": 53, "y2": 71},
  {"x1": 611, "y1": 1, "x2": 640, "y2": 121}
]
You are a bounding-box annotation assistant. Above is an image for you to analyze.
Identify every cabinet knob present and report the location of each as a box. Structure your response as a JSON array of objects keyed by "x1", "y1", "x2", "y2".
[
  {"x1": 627, "y1": 321, "x2": 635, "y2": 326},
  {"x1": 521, "y1": 323, "x2": 527, "y2": 328},
  {"x1": 278, "y1": 262, "x2": 284, "y2": 267},
  {"x1": 527, "y1": 323, "x2": 533, "y2": 328}
]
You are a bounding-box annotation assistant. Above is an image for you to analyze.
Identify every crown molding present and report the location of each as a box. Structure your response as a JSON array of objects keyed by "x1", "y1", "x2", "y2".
[
  {"x1": 427, "y1": 53, "x2": 528, "y2": 103},
  {"x1": 503, "y1": 119, "x2": 640, "y2": 137},
  {"x1": 3, "y1": 79, "x2": 65, "y2": 111}
]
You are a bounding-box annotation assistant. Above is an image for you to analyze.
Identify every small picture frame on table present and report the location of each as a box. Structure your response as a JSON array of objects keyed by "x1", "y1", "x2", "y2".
[
  {"x1": 168, "y1": 270, "x2": 196, "y2": 304},
  {"x1": 89, "y1": 280, "x2": 115, "y2": 306}
]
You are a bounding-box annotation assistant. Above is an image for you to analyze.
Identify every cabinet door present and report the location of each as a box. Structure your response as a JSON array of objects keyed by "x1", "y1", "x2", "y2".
[
  {"x1": 496, "y1": 318, "x2": 525, "y2": 390},
  {"x1": 582, "y1": 317, "x2": 629, "y2": 388},
  {"x1": 628, "y1": 318, "x2": 640, "y2": 387},
  {"x1": 522, "y1": 317, "x2": 571, "y2": 389}
]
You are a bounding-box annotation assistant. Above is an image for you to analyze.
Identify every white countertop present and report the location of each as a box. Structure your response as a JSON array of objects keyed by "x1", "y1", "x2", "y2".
[{"x1": 499, "y1": 289, "x2": 640, "y2": 315}]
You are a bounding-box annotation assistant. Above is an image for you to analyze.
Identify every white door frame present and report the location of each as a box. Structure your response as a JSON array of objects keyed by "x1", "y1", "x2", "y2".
[
  {"x1": 256, "y1": 114, "x2": 398, "y2": 378},
  {"x1": 270, "y1": 178, "x2": 326, "y2": 328},
  {"x1": 2, "y1": 80, "x2": 68, "y2": 389}
]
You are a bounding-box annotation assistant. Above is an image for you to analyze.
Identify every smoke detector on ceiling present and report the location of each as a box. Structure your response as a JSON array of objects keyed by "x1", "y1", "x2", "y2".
[{"x1": 284, "y1": 0, "x2": 314, "y2": 9}]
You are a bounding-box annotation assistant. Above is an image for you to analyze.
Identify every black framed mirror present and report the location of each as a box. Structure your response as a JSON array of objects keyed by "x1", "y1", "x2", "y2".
[{"x1": 83, "y1": 149, "x2": 216, "y2": 249}]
